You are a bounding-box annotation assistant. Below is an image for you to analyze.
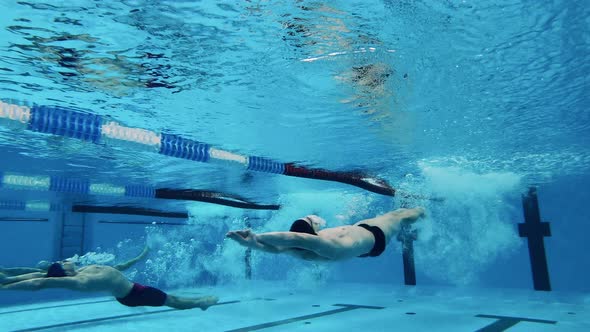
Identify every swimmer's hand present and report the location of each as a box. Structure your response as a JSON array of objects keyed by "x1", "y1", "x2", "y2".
[
  {"x1": 0, "y1": 272, "x2": 7, "y2": 284},
  {"x1": 226, "y1": 229, "x2": 259, "y2": 248},
  {"x1": 139, "y1": 245, "x2": 150, "y2": 258}
]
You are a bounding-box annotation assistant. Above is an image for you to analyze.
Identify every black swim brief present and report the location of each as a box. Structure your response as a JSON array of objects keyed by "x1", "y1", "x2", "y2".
[
  {"x1": 357, "y1": 224, "x2": 386, "y2": 257},
  {"x1": 116, "y1": 283, "x2": 167, "y2": 307}
]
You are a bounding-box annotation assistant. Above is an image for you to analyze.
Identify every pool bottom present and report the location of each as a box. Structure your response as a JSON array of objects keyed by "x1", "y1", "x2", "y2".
[{"x1": 0, "y1": 282, "x2": 586, "y2": 331}]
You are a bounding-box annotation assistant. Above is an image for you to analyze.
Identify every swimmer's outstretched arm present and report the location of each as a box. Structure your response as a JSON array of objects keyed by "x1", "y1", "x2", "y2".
[
  {"x1": 226, "y1": 230, "x2": 285, "y2": 254},
  {"x1": 254, "y1": 232, "x2": 320, "y2": 248},
  {"x1": 227, "y1": 230, "x2": 336, "y2": 259},
  {"x1": 0, "y1": 272, "x2": 46, "y2": 285},
  {"x1": 0, "y1": 275, "x2": 88, "y2": 291},
  {"x1": 255, "y1": 232, "x2": 334, "y2": 254},
  {"x1": 113, "y1": 245, "x2": 150, "y2": 271},
  {"x1": 0, "y1": 267, "x2": 44, "y2": 276}
]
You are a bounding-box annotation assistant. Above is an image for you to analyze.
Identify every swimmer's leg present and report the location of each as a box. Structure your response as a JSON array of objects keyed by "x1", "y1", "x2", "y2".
[{"x1": 165, "y1": 295, "x2": 219, "y2": 310}]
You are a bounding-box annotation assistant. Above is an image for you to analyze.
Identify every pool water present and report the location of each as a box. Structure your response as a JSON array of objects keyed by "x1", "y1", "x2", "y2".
[
  {"x1": 0, "y1": 1, "x2": 588, "y2": 331},
  {"x1": 1, "y1": 281, "x2": 587, "y2": 332}
]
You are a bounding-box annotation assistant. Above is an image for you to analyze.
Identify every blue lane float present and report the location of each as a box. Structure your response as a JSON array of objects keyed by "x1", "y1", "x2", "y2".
[
  {"x1": 0, "y1": 99, "x2": 396, "y2": 196},
  {"x1": 0, "y1": 200, "x2": 60, "y2": 212},
  {"x1": 28, "y1": 105, "x2": 103, "y2": 143},
  {"x1": 159, "y1": 133, "x2": 210, "y2": 162},
  {"x1": 0, "y1": 171, "x2": 279, "y2": 210}
]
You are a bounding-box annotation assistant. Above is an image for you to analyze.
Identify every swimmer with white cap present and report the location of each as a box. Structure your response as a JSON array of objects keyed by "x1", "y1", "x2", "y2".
[{"x1": 227, "y1": 207, "x2": 425, "y2": 261}]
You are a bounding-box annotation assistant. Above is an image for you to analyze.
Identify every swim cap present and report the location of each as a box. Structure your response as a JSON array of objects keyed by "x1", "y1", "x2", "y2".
[
  {"x1": 46, "y1": 262, "x2": 67, "y2": 278},
  {"x1": 289, "y1": 219, "x2": 317, "y2": 235},
  {"x1": 305, "y1": 215, "x2": 326, "y2": 229}
]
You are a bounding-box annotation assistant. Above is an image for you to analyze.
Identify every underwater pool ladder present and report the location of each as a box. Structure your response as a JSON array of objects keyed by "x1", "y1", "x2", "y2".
[{"x1": 59, "y1": 211, "x2": 85, "y2": 259}]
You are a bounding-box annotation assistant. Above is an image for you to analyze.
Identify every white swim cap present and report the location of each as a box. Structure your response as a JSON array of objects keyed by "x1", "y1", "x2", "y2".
[{"x1": 304, "y1": 215, "x2": 326, "y2": 229}]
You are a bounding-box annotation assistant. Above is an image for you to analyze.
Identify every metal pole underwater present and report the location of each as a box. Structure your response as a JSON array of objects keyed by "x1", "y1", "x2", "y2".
[{"x1": 518, "y1": 187, "x2": 552, "y2": 291}]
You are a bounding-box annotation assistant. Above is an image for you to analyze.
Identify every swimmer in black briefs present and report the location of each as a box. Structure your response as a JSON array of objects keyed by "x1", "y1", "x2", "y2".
[
  {"x1": 0, "y1": 258, "x2": 218, "y2": 310},
  {"x1": 226, "y1": 207, "x2": 425, "y2": 261}
]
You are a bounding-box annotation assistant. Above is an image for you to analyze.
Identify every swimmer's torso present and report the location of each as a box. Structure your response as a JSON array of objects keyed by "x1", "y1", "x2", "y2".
[
  {"x1": 75, "y1": 265, "x2": 133, "y2": 296},
  {"x1": 316, "y1": 225, "x2": 375, "y2": 259}
]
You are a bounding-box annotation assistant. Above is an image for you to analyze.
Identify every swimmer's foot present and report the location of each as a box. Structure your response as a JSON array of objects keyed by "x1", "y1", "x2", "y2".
[
  {"x1": 0, "y1": 272, "x2": 7, "y2": 284},
  {"x1": 197, "y1": 296, "x2": 219, "y2": 311},
  {"x1": 167, "y1": 295, "x2": 219, "y2": 310}
]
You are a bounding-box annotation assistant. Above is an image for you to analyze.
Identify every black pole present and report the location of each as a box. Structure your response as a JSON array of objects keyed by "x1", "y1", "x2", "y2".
[
  {"x1": 244, "y1": 217, "x2": 252, "y2": 279},
  {"x1": 518, "y1": 187, "x2": 552, "y2": 291},
  {"x1": 397, "y1": 202, "x2": 418, "y2": 285},
  {"x1": 397, "y1": 223, "x2": 417, "y2": 285},
  {"x1": 155, "y1": 188, "x2": 280, "y2": 210},
  {"x1": 72, "y1": 205, "x2": 189, "y2": 219}
]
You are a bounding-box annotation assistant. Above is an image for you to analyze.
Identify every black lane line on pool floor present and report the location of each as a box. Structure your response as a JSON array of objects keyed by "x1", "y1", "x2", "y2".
[
  {"x1": 0, "y1": 299, "x2": 113, "y2": 316},
  {"x1": 0, "y1": 290, "x2": 209, "y2": 316},
  {"x1": 225, "y1": 304, "x2": 385, "y2": 332},
  {"x1": 475, "y1": 314, "x2": 557, "y2": 332},
  {"x1": 11, "y1": 300, "x2": 241, "y2": 332}
]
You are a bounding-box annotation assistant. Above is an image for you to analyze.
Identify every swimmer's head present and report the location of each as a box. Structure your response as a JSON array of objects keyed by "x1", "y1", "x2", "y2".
[
  {"x1": 46, "y1": 262, "x2": 66, "y2": 278},
  {"x1": 290, "y1": 215, "x2": 326, "y2": 234},
  {"x1": 46, "y1": 260, "x2": 76, "y2": 278}
]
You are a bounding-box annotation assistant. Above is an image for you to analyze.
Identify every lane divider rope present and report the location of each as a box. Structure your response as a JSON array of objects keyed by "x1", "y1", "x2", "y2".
[{"x1": 0, "y1": 99, "x2": 396, "y2": 196}]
